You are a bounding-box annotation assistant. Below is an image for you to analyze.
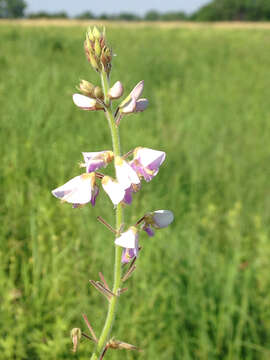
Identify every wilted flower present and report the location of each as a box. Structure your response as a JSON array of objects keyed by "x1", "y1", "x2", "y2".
[
  {"x1": 108, "y1": 81, "x2": 124, "y2": 99},
  {"x1": 130, "y1": 147, "x2": 166, "y2": 182},
  {"x1": 52, "y1": 173, "x2": 99, "y2": 207},
  {"x1": 142, "y1": 210, "x2": 174, "y2": 236},
  {"x1": 101, "y1": 176, "x2": 125, "y2": 205},
  {"x1": 115, "y1": 227, "x2": 139, "y2": 263},
  {"x1": 81, "y1": 151, "x2": 114, "y2": 173},
  {"x1": 118, "y1": 80, "x2": 148, "y2": 115}
]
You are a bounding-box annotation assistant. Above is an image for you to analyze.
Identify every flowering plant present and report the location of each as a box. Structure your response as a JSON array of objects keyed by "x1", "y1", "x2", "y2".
[{"x1": 52, "y1": 27, "x2": 174, "y2": 359}]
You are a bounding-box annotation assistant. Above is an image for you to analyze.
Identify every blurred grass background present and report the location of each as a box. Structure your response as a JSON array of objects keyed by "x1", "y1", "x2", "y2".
[{"x1": 0, "y1": 24, "x2": 270, "y2": 359}]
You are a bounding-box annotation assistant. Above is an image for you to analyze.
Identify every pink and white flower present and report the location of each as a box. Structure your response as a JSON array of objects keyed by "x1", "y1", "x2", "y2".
[
  {"x1": 130, "y1": 147, "x2": 166, "y2": 182},
  {"x1": 142, "y1": 210, "x2": 174, "y2": 237},
  {"x1": 81, "y1": 151, "x2": 114, "y2": 173},
  {"x1": 114, "y1": 227, "x2": 139, "y2": 264},
  {"x1": 52, "y1": 172, "x2": 99, "y2": 207},
  {"x1": 118, "y1": 80, "x2": 148, "y2": 115}
]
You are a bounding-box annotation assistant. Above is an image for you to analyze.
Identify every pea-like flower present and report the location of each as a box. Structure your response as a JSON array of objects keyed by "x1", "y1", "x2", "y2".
[
  {"x1": 81, "y1": 151, "x2": 114, "y2": 173},
  {"x1": 52, "y1": 173, "x2": 99, "y2": 207},
  {"x1": 118, "y1": 80, "x2": 148, "y2": 115},
  {"x1": 142, "y1": 210, "x2": 174, "y2": 237},
  {"x1": 114, "y1": 227, "x2": 139, "y2": 263},
  {"x1": 130, "y1": 147, "x2": 166, "y2": 182}
]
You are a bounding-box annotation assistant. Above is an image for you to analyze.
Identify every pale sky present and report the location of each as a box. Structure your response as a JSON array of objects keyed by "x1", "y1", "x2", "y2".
[{"x1": 26, "y1": 0, "x2": 211, "y2": 16}]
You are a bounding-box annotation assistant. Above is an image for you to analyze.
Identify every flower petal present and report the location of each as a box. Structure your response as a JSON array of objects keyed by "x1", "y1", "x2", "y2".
[
  {"x1": 52, "y1": 173, "x2": 94, "y2": 204},
  {"x1": 115, "y1": 227, "x2": 138, "y2": 249},
  {"x1": 108, "y1": 81, "x2": 124, "y2": 99},
  {"x1": 135, "y1": 98, "x2": 148, "y2": 112},
  {"x1": 115, "y1": 157, "x2": 140, "y2": 190},
  {"x1": 153, "y1": 210, "x2": 174, "y2": 228},
  {"x1": 130, "y1": 80, "x2": 144, "y2": 100},
  {"x1": 73, "y1": 94, "x2": 96, "y2": 110},
  {"x1": 135, "y1": 147, "x2": 166, "y2": 169},
  {"x1": 101, "y1": 176, "x2": 125, "y2": 205}
]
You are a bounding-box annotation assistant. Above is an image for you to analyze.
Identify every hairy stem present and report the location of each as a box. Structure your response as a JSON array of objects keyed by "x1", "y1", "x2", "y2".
[{"x1": 90, "y1": 69, "x2": 123, "y2": 360}]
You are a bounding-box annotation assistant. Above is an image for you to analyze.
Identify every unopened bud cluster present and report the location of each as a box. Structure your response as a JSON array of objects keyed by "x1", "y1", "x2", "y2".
[{"x1": 84, "y1": 26, "x2": 112, "y2": 75}]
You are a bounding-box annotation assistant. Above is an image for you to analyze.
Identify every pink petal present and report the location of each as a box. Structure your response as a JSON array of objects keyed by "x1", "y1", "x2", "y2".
[
  {"x1": 130, "y1": 80, "x2": 144, "y2": 100},
  {"x1": 108, "y1": 81, "x2": 124, "y2": 99}
]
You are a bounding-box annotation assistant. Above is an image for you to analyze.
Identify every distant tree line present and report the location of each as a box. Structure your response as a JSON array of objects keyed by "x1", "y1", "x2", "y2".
[{"x1": 1, "y1": 0, "x2": 270, "y2": 21}]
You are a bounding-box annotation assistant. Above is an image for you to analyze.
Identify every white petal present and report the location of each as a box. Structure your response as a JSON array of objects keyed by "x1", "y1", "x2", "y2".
[
  {"x1": 82, "y1": 151, "x2": 105, "y2": 163},
  {"x1": 153, "y1": 210, "x2": 174, "y2": 228},
  {"x1": 121, "y1": 97, "x2": 136, "y2": 114},
  {"x1": 52, "y1": 174, "x2": 93, "y2": 204},
  {"x1": 130, "y1": 80, "x2": 144, "y2": 100},
  {"x1": 73, "y1": 94, "x2": 96, "y2": 109},
  {"x1": 115, "y1": 157, "x2": 140, "y2": 189},
  {"x1": 115, "y1": 227, "x2": 138, "y2": 248},
  {"x1": 135, "y1": 147, "x2": 166, "y2": 168},
  {"x1": 102, "y1": 176, "x2": 125, "y2": 205}
]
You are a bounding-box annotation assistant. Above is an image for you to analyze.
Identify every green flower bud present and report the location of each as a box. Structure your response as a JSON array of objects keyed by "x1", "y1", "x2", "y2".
[
  {"x1": 93, "y1": 86, "x2": 104, "y2": 99},
  {"x1": 92, "y1": 26, "x2": 101, "y2": 40},
  {"x1": 79, "y1": 80, "x2": 95, "y2": 97},
  {"x1": 94, "y1": 38, "x2": 101, "y2": 57}
]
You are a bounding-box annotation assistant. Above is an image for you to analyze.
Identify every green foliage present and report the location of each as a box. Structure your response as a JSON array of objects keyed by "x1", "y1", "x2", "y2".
[
  {"x1": 1, "y1": 25, "x2": 270, "y2": 359},
  {"x1": 27, "y1": 11, "x2": 68, "y2": 19},
  {"x1": 192, "y1": 0, "x2": 270, "y2": 21},
  {"x1": 0, "y1": 0, "x2": 26, "y2": 18}
]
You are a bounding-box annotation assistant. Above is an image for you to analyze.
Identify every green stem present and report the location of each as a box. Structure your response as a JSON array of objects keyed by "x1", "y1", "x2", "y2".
[{"x1": 90, "y1": 69, "x2": 123, "y2": 360}]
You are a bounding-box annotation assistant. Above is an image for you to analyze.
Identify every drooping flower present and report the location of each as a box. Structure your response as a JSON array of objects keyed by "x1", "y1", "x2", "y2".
[
  {"x1": 130, "y1": 147, "x2": 166, "y2": 182},
  {"x1": 101, "y1": 176, "x2": 125, "y2": 205},
  {"x1": 142, "y1": 210, "x2": 174, "y2": 236},
  {"x1": 118, "y1": 80, "x2": 148, "y2": 115},
  {"x1": 72, "y1": 94, "x2": 104, "y2": 111},
  {"x1": 52, "y1": 172, "x2": 99, "y2": 206},
  {"x1": 81, "y1": 151, "x2": 114, "y2": 173},
  {"x1": 115, "y1": 227, "x2": 139, "y2": 263}
]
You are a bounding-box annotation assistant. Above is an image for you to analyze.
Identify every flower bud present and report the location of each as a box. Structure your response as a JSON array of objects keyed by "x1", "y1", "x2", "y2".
[
  {"x1": 79, "y1": 80, "x2": 95, "y2": 97},
  {"x1": 108, "y1": 81, "x2": 124, "y2": 99},
  {"x1": 84, "y1": 26, "x2": 112, "y2": 75},
  {"x1": 93, "y1": 86, "x2": 104, "y2": 99}
]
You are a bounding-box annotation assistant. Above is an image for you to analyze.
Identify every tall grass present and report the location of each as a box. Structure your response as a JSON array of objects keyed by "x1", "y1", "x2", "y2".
[{"x1": 1, "y1": 24, "x2": 270, "y2": 359}]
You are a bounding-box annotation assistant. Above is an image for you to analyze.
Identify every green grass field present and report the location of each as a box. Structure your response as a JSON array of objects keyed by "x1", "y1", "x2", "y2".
[{"x1": 1, "y1": 23, "x2": 270, "y2": 359}]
